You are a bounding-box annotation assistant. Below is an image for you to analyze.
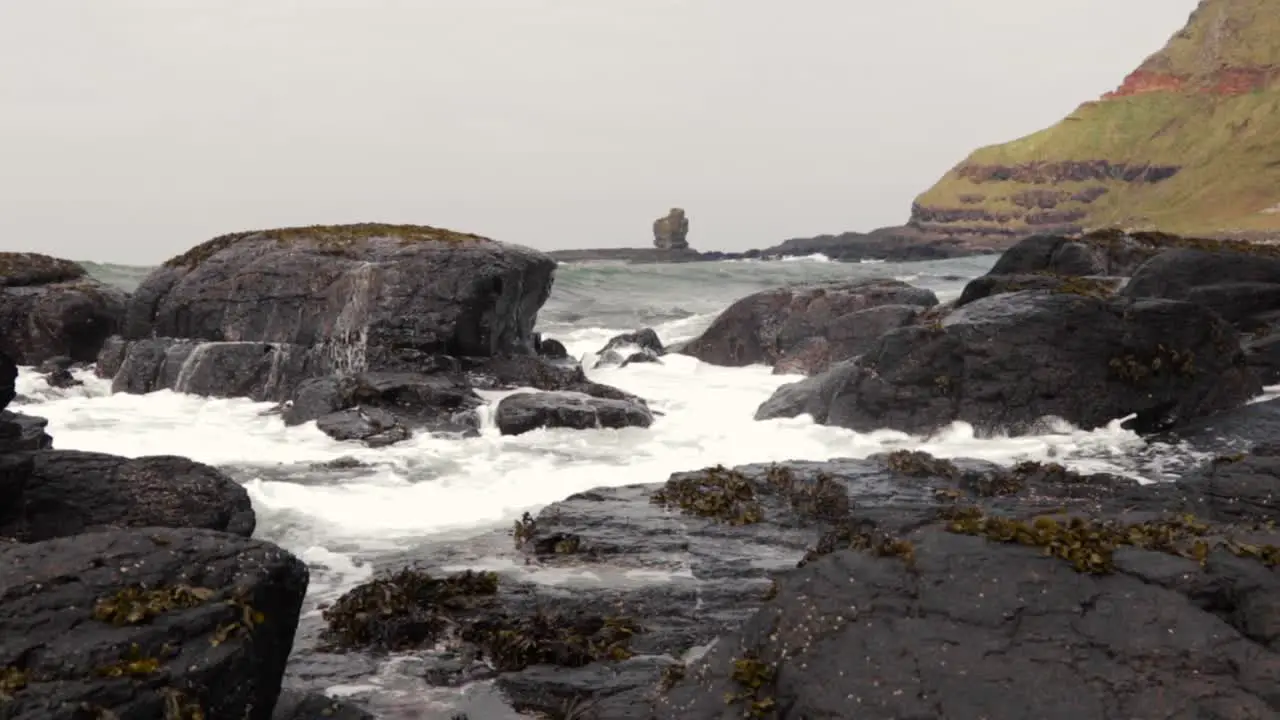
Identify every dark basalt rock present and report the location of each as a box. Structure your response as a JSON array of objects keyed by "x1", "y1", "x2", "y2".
[
  {"x1": 0, "y1": 253, "x2": 127, "y2": 366},
  {"x1": 0, "y1": 527, "x2": 309, "y2": 720},
  {"x1": 594, "y1": 328, "x2": 666, "y2": 369},
  {"x1": 755, "y1": 290, "x2": 1261, "y2": 436},
  {"x1": 285, "y1": 371, "x2": 485, "y2": 441},
  {"x1": 0, "y1": 450, "x2": 256, "y2": 542},
  {"x1": 0, "y1": 412, "x2": 53, "y2": 454},
  {"x1": 495, "y1": 391, "x2": 653, "y2": 436},
  {"x1": 319, "y1": 448, "x2": 1280, "y2": 718},
  {"x1": 681, "y1": 279, "x2": 938, "y2": 373},
  {"x1": 271, "y1": 689, "x2": 376, "y2": 720}
]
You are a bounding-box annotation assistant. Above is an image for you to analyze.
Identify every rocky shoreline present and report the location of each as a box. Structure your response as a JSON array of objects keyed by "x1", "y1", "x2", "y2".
[{"x1": 2, "y1": 223, "x2": 1279, "y2": 718}]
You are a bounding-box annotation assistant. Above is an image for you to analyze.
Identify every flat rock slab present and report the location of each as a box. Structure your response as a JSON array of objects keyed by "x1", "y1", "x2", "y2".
[
  {"x1": 0, "y1": 527, "x2": 309, "y2": 719},
  {"x1": 496, "y1": 391, "x2": 653, "y2": 435}
]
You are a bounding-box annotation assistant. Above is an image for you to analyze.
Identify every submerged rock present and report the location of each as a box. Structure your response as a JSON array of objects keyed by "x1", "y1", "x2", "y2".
[
  {"x1": 756, "y1": 290, "x2": 1261, "y2": 436},
  {"x1": 0, "y1": 527, "x2": 309, "y2": 719},
  {"x1": 681, "y1": 279, "x2": 937, "y2": 373},
  {"x1": 495, "y1": 391, "x2": 653, "y2": 436},
  {"x1": 284, "y1": 371, "x2": 485, "y2": 442},
  {"x1": 593, "y1": 328, "x2": 666, "y2": 369},
  {"x1": 0, "y1": 252, "x2": 127, "y2": 366},
  {"x1": 271, "y1": 689, "x2": 376, "y2": 720},
  {"x1": 0, "y1": 450, "x2": 256, "y2": 542}
]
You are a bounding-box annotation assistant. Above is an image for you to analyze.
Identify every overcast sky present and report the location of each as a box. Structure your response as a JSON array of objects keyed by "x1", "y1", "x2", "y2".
[{"x1": 1, "y1": 0, "x2": 1199, "y2": 265}]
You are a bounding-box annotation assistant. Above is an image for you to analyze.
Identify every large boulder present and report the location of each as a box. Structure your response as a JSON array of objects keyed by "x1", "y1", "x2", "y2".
[
  {"x1": 0, "y1": 527, "x2": 308, "y2": 719},
  {"x1": 593, "y1": 328, "x2": 666, "y2": 369},
  {"x1": 755, "y1": 290, "x2": 1260, "y2": 435},
  {"x1": 0, "y1": 252, "x2": 127, "y2": 365},
  {"x1": 681, "y1": 279, "x2": 938, "y2": 373},
  {"x1": 0, "y1": 412, "x2": 53, "y2": 454},
  {"x1": 652, "y1": 208, "x2": 690, "y2": 250},
  {"x1": 0, "y1": 450, "x2": 255, "y2": 542},
  {"x1": 495, "y1": 391, "x2": 654, "y2": 435},
  {"x1": 121, "y1": 223, "x2": 556, "y2": 370}
]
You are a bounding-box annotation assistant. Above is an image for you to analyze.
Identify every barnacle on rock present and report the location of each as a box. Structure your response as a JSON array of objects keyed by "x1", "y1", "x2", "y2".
[
  {"x1": 651, "y1": 465, "x2": 764, "y2": 525},
  {"x1": 1108, "y1": 344, "x2": 1196, "y2": 384},
  {"x1": 91, "y1": 584, "x2": 215, "y2": 625},
  {"x1": 320, "y1": 569, "x2": 500, "y2": 651},
  {"x1": 461, "y1": 611, "x2": 642, "y2": 673},
  {"x1": 941, "y1": 506, "x2": 1215, "y2": 573}
]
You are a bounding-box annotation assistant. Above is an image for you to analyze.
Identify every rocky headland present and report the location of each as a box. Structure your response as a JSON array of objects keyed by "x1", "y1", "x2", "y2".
[{"x1": 911, "y1": 0, "x2": 1280, "y2": 241}]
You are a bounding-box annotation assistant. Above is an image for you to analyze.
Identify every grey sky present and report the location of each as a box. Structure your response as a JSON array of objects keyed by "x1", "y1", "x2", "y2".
[{"x1": 1, "y1": 0, "x2": 1198, "y2": 265}]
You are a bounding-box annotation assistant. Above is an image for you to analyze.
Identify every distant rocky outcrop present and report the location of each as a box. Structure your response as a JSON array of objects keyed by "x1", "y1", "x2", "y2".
[
  {"x1": 911, "y1": 0, "x2": 1280, "y2": 240},
  {"x1": 0, "y1": 252, "x2": 127, "y2": 366},
  {"x1": 652, "y1": 208, "x2": 690, "y2": 250}
]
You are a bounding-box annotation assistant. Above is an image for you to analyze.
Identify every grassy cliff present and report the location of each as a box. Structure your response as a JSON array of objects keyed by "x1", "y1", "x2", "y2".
[{"x1": 912, "y1": 0, "x2": 1280, "y2": 239}]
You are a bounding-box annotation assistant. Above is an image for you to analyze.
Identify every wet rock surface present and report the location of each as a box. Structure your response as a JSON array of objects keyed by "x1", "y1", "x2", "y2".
[
  {"x1": 756, "y1": 290, "x2": 1260, "y2": 436},
  {"x1": 0, "y1": 252, "x2": 127, "y2": 366},
  {"x1": 271, "y1": 689, "x2": 376, "y2": 720},
  {"x1": 681, "y1": 279, "x2": 937, "y2": 372},
  {"x1": 593, "y1": 328, "x2": 666, "y2": 369},
  {"x1": 0, "y1": 526, "x2": 309, "y2": 720},
  {"x1": 284, "y1": 371, "x2": 485, "y2": 443},
  {"x1": 496, "y1": 391, "x2": 654, "y2": 436},
  {"x1": 0, "y1": 450, "x2": 256, "y2": 542},
  {"x1": 306, "y1": 449, "x2": 1279, "y2": 718}
]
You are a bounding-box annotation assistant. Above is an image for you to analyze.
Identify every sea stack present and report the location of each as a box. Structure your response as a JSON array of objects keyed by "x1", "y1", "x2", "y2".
[{"x1": 653, "y1": 208, "x2": 690, "y2": 250}]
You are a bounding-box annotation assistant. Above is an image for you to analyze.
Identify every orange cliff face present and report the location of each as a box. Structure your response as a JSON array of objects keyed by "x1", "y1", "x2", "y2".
[{"x1": 1103, "y1": 67, "x2": 1276, "y2": 99}]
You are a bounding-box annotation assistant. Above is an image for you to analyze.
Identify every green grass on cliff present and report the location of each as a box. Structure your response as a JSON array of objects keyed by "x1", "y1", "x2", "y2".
[
  {"x1": 917, "y1": 88, "x2": 1280, "y2": 235},
  {"x1": 1144, "y1": 0, "x2": 1280, "y2": 75},
  {"x1": 163, "y1": 223, "x2": 490, "y2": 269}
]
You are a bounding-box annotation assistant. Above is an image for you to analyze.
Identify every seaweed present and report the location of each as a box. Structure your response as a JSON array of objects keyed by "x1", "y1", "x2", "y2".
[
  {"x1": 163, "y1": 223, "x2": 488, "y2": 269},
  {"x1": 461, "y1": 611, "x2": 642, "y2": 673},
  {"x1": 91, "y1": 584, "x2": 215, "y2": 625},
  {"x1": 724, "y1": 652, "x2": 777, "y2": 718},
  {"x1": 651, "y1": 465, "x2": 764, "y2": 525},
  {"x1": 320, "y1": 569, "x2": 499, "y2": 651},
  {"x1": 942, "y1": 506, "x2": 1216, "y2": 573}
]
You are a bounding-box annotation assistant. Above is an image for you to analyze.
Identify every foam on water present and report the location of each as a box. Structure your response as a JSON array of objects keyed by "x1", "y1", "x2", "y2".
[{"x1": 15, "y1": 313, "x2": 1170, "y2": 572}]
